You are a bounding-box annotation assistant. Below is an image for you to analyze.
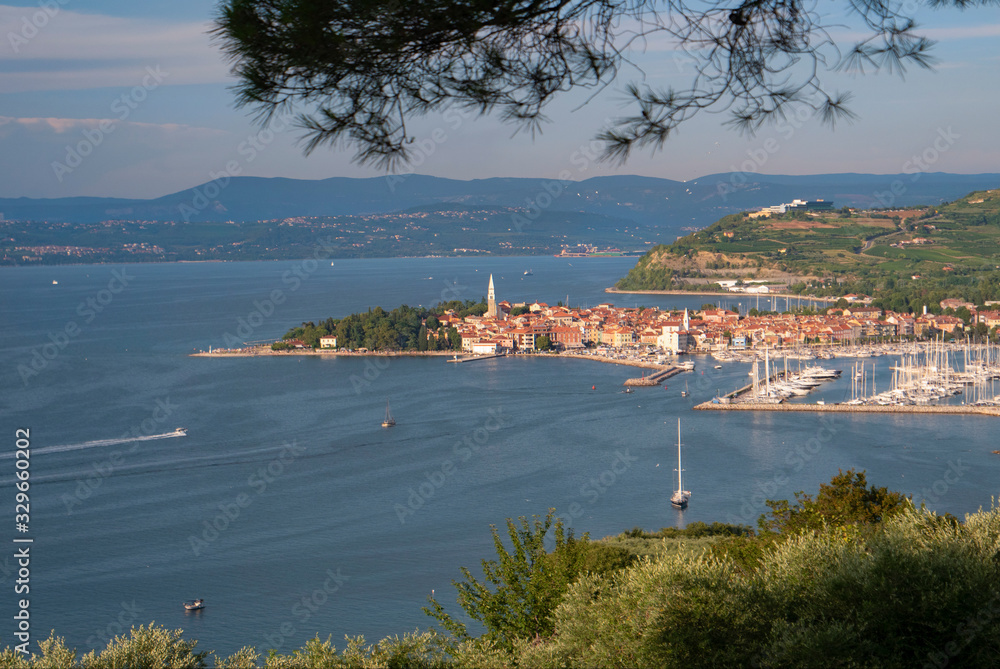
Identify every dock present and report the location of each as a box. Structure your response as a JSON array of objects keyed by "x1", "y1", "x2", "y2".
[
  {"x1": 447, "y1": 354, "x2": 505, "y2": 364},
  {"x1": 717, "y1": 371, "x2": 786, "y2": 401},
  {"x1": 694, "y1": 400, "x2": 1000, "y2": 417}
]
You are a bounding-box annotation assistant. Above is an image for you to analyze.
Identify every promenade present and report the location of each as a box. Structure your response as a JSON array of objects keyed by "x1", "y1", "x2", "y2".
[{"x1": 191, "y1": 347, "x2": 462, "y2": 358}]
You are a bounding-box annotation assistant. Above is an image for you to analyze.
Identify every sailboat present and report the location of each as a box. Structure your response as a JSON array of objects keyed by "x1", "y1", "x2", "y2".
[
  {"x1": 381, "y1": 399, "x2": 395, "y2": 428},
  {"x1": 671, "y1": 419, "x2": 691, "y2": 509}
]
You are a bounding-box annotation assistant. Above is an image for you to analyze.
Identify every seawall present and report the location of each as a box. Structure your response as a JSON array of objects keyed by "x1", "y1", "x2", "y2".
[{"x1": 694, "y1": 401, "x2": 1000, "y2": 417}]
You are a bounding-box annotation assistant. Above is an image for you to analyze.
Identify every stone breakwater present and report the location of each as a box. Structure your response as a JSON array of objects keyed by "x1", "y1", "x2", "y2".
[
  {"x1": 694, "y1": 401, "x2": 1000, "y2": 417},
  {"x1": 556, "y1": 353, "x2": 675, "y2": 373},
  {"x1": 623, "y1": 378, "x2": 660, "y2": 387}
]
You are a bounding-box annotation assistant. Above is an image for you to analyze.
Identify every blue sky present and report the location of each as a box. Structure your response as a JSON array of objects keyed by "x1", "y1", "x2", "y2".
[{"x1": 1, "y1": 1, "x2": 998, "y2": 199}]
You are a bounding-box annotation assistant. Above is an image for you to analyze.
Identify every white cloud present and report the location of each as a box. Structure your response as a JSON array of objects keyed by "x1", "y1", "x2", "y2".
[
  {"x1": 922, "y1": 23, "x2": 1000, "y2": 40},
  {"x1": 0, "y1": 115, "x2": 227, "y2": 136},
  {"x1": 0, "y1": 115, "x2": 233, "y2": 198},
  {"x1": 0, "y1": 5, "x2": 230, "y2": 92}
]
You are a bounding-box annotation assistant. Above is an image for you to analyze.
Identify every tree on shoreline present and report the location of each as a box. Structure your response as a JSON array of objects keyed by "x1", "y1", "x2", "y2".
[{"x1": 283, "y1": 299, "x2": 486, "y2": 349}]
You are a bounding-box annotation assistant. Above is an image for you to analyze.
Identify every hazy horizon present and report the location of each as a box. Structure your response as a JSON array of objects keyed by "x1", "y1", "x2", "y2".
[{"x1": 1, "y1": 2, "x2": 998, "y2": 199}]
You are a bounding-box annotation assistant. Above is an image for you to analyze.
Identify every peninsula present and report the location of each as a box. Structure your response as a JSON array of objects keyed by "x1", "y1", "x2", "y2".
[{"x1": 195, "y1": 271, "x2": 1000, "y2": 413}]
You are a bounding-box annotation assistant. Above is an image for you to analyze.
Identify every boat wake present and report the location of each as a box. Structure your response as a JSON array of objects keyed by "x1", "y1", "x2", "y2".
[{"x1": 0, "y1": 430, "x2": 186, "y2": 459}]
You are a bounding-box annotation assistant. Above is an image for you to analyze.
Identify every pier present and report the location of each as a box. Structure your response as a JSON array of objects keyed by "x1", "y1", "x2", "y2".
[
  {"x1": 716, "y1": 371, "x2": 785, "y2": 401},
  {"x1": 446, "y1": 354, "x2": 505, "y2": 364},
  {"x1": 693, "y1": 400, "x2": 1000, "y2": 417},
  {"x1": 623, "y1": 366, "x2": 686, "y2": 387}
]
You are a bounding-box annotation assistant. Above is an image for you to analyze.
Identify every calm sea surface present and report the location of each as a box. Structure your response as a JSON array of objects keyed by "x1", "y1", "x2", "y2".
[{"x1": 1, "y1": 256, "x2": 997, "y2": 658}]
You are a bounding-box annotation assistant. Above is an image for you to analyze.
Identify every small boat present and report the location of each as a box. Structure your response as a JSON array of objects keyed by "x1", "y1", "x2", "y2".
[
  {"x1": 670, "y1": 419, "x2": 691, "y2": 509},
  {"x1": 173, "y1": 427, "x2": 187, "y2": 436},
  {"x1": 623, "y1": 387, "x2": 633, "y2": 394},
  {"x1": 183, "y1": 599, "x2": 204, "y2": 611},
  {"x1": 523, "y1": 269, "x2": 533, "y2": 276},
  {"x1": 680, "y1": 380, "x2": 689, "y2": 397},
  {"x1": 381, "y1": 400, "x2": 395, "y2": 428},
  {"x1": 714, "y1": 365, "x2": 722, "y2": 369},
  {"x1": 52, "y1": 280, "x2": 58, "y2": 285}
]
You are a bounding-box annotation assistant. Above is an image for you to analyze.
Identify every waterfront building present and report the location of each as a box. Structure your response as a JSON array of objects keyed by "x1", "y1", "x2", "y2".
[
  {"x1": 319, "y1": 335, "x2": 338, "y2": 349},
  {"x1": 509, "y1": 327, "x2": 538, "y2": 350},
  {"x1": 549, "y1": 326, "x2": 584, "y2": 349},
  {"x1": 471, "y1": 341, "x2": 501, "y2": 355},
  {"x1": 656, "y1": 327, "x2": 692, "y2": 353}
]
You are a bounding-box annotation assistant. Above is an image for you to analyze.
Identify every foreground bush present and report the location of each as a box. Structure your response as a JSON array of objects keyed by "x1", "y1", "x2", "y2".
[
  {"x1": 3, "y1": 473, "x2": 998, "y2": 668},
  {"x1": 517, "y1": 507, "x2": 1000, "y2": 668}
]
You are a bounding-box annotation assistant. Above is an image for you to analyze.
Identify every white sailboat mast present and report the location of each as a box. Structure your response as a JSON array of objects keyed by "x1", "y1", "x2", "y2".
[{"x1": 676, "y1": 418, "x2": 683, "y2": 494}]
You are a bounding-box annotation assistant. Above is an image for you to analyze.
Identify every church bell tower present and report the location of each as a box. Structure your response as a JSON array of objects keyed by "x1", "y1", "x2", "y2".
[{"x1": 487, "y1": 274, "x2": 497, "y2": 318}]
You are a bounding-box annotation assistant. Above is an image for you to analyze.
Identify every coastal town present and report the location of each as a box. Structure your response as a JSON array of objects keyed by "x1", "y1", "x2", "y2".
[
  {"x1": 204, "y1": 273, "x2": 1000, "y2": 359},
  {"x1": 346, "y1": 275, "x2": 999, "y2": 358},
  {"x1": 195, "y1": 275, "x2": 1000, "y2": 413}
]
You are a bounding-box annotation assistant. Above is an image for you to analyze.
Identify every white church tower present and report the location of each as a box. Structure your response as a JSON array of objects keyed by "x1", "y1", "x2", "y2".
[{"x1": 487, "y1": 274, "x2": 497, "y2": 318}]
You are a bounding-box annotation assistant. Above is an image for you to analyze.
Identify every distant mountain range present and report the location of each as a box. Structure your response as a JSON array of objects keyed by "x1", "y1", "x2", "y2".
[{"x1": 2, "y1": 172, "x2": 998, "y2": 230}]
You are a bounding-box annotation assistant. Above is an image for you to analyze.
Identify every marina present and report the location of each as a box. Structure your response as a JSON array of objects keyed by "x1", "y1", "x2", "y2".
[
  {"x1": 695, "y1": 401, "x2": 1000, "y2": 416},
  {"x1": 703, "y1": 340, "x2": 1000, "y2": 415}
]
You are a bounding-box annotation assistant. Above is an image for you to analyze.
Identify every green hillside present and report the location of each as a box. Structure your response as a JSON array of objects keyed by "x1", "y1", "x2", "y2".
[
  {"x1": 615, "y1": 189, "x2": 1000, "y2": 311},
  {"x1": 1, "y1": 205, "x2": 660, "y2": 265}
]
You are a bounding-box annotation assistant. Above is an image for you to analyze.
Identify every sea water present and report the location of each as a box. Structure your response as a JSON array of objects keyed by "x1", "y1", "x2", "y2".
[{"x1": 1, "y1": 256, "x2": 996, "y2": 658}]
